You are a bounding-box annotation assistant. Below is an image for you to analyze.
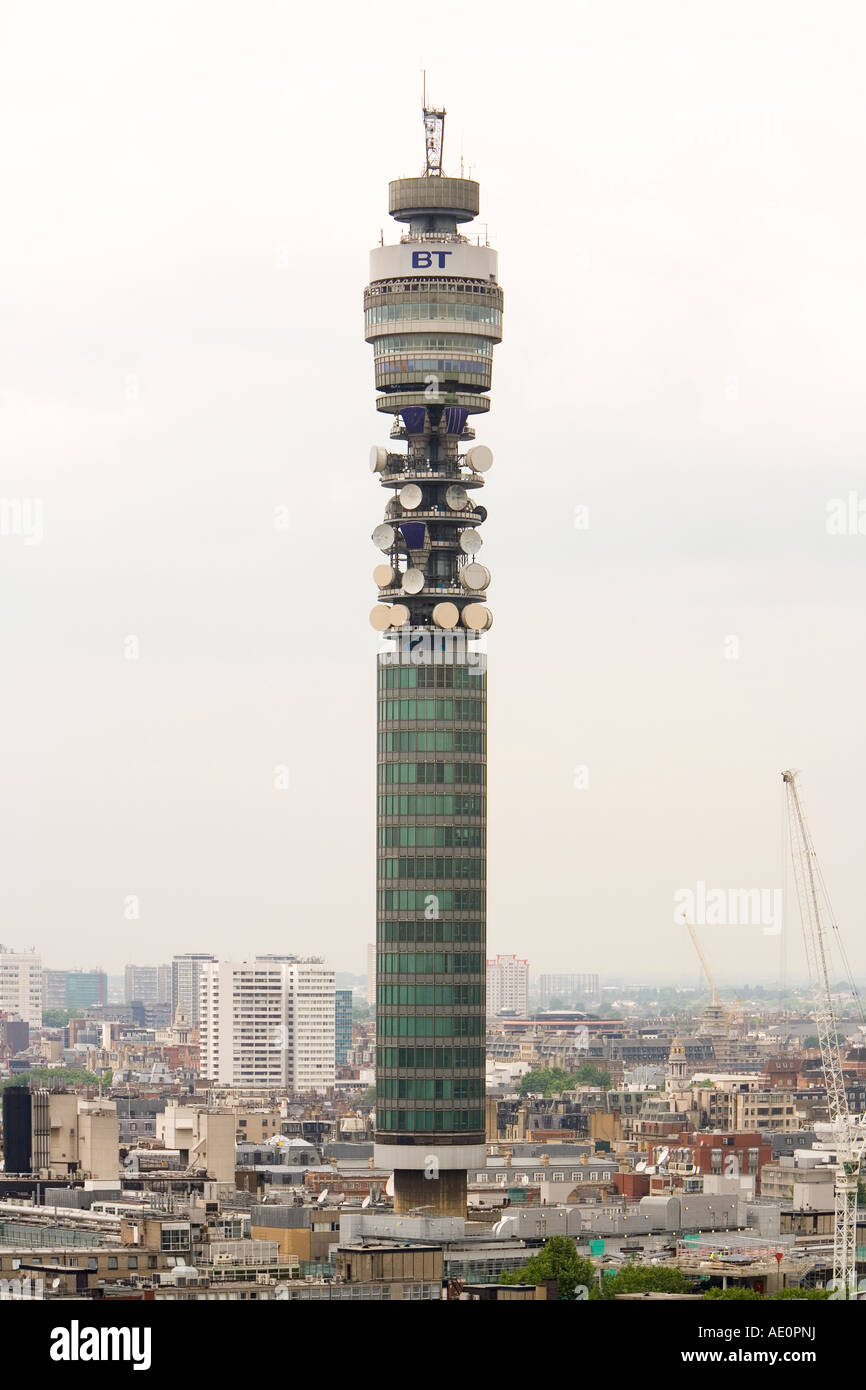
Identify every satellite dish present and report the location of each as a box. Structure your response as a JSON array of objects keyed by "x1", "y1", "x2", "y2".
[
  {"x1": 372, "y1": 523, "x2": 395, "y2": 551},
  {"x1": 385, "y1": 1174, "x2": 395, "y2": 1197},
  {"x1": 459, "y1": 529, "x2": 482, "y2": 555},
  {"x1": 373, "y1": 564, "x2": 395, "y2": 588},
  {"x1": 445, "y1": 485, "x2": 468, "y2": 511},
  {"x1": 466, "y1": 444, "x2": 493, "y2": 472},
  {"x1": 361, "y1": 1193, "x2": 372, "y2": 1209},
  {"x1": 432, "y1": 602, "x2": 459, "y2": 630},
  {"x1": 461, "y1": 603, "x2": 491, "y2": 631},
  {"x1": 369, "y1": 605, "x2": 393, "y2": 631},
  {"x1": 402, "y1": 568, "x2": 425, "y2": 594},
  {"x1": 474, "y1": 505, "x2": 487, "y2": 523},
  {"x1": 370, "y1": 445, "x2": 389, "y2": 473},
  {"x1": 399, "y1": 483, "x2": 423, "y2": 511},
  {"x1": 657, "y1": 1147, "x2": 670, "y2": 1167},
  {"x1": 635, "y1": 1160, "x2": 647, "y2": 1173},
  {"x1": 317, "y1": 1188, "x2": 329, "y2": 1205},
  {"x1": 460, "y1": 563, "x2": 489, "y2": 592},
  {"x1": 389, "y1": 603, "x2": 410, "y2": 627}
]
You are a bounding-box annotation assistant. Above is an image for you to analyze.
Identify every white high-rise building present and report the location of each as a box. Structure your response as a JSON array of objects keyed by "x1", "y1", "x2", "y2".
[
  {"x1": 286, "y1": 959, "x2": 336, "y2": 1093},
  {"x1": 0, "y1": 946, "x2": 42, "y2": 1028},
  {"x1": 486, "y1": 954, "x2": 529, "y2": 1017},
  {"x1": 199, "y1": 958, "x2": 335, "y2": 1092},
  {"x1": 171, "y1": 953, "x2": 216, "y2": 1025}
]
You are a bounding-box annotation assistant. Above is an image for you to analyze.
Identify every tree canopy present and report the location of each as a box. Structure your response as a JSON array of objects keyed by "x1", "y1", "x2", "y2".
[
  {"x1": 40, "y1": 1009, "x2": 82, "y2": 1028},
  {"x1": 500, "y1": 1235, "x2": 593, "y2": 1300},
  {"x1": 517, "y1": 1064, "x2": 611, "y2": 1096},
  {"x1": 598, "y1": 1262, "x2": 692, "y2": 1298},
  {"x1": 0, "y1": 1067, "x2": 108, "y2": 1091}
]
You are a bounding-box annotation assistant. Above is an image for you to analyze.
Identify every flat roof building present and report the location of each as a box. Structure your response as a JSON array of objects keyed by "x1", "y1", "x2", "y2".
[{"x1": 0, "y1": 945, "x2": 42, "y2": 1028}]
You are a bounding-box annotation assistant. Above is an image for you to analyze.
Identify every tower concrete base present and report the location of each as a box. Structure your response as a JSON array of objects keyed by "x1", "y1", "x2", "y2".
[{"x1": 393, "y1": 1167, "x2": 467, "y2": 1217}]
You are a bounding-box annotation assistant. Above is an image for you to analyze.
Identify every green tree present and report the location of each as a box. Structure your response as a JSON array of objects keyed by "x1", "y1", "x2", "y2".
[
  {"x1": 500, "y1": 1235, "x2": 593, "y2": 1300},
  {"x1": 517, "y1": 1065, "x2": 610, "y2": 1096},
  {"x1": 596, "y1": 1003, "x2": 623, "y2": 1019},
  {"x1": 703, "y1": 1287, "x2": 762, "y2": 1300},
  {"x1": 41, "y1": 1009, "x2": 81, "y2": 1028},
  {"x1": 357, "y1": 1085, "x2": 376, "y2": 1107},
  {"x1": 517, "y1": 1067, "x2": 574, "y2": 1097},
  {"x1": 768, "y1": 1287, "x2": 829, "y2": 1300},
  {"x1": 801, "y1": 1036, "x2": 819, "y2": 1050},
  {"x1": 600, "y1": 1262, "x2": 692, "y2": 1298},
  {"x1": 0, "y1": 1067, "x2": 106, "y2": 1091},
  {"x1": 573, "y1": 1064, "x2": 611, "y2": 1088}
]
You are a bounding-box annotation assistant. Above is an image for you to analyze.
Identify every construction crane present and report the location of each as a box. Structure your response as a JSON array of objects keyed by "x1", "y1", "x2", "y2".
[
  {"x1": 783, "y1": 769, "x2": 865, "y2": 1297},
  {"x1": 680, "y1": 913, "x2": 719, "y2": 1005}
]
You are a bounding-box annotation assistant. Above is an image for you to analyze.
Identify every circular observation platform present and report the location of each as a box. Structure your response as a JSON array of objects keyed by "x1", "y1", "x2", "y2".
[
  {"x1": 389, "y1": 177, "x2": 480, "y2": 224},
  {"x1": 375, "y1": 390, "x2": 490, "y2": 417}
]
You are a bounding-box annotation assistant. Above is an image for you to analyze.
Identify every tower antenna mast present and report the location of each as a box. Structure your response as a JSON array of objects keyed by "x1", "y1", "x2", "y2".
[{"x1": 422, "y1": 79, "x2": 446, "y2": 177}]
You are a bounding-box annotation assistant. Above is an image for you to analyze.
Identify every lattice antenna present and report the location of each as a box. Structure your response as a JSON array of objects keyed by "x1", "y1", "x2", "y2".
[{"x1": 422, "y1": 81, "x2": 446, "y2": 177}]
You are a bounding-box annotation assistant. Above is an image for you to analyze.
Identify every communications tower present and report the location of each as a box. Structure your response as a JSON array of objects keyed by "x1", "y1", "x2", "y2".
[{"x1": 366, "y1": 104, "x2": 503, "y2": 1214}]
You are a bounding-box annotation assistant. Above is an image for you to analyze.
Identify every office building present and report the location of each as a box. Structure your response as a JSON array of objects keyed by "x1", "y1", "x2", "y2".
[
  {"x1": 0, "y1": 945, "x2": 42, "y2": 1027},
  {"x1": 0, "y1": 1088, "x2": 118, "y2": 1179},
  {"x1": 65, "y1": 969, "x2": 107, "y2": 1010},
  {"x1": 335, "y1": 989, "x2": 353, "y2": 1066},
  {"x1": 538, "y1": 973, "x2": 600, "y2": 1007},
  {"x1": 42, "y1": 969, "x2": 68, "y2": 1011},
  {"x1": 124, "y1": 963, "x2": 170, "y2": 1006}
]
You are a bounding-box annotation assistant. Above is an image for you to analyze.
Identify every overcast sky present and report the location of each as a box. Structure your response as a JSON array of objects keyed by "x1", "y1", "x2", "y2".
[{"x1": 1, "y1": 1, "x2": 864, "y2": 984}]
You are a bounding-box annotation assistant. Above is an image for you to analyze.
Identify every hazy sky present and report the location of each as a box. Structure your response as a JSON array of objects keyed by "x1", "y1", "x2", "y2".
[{"x1": 2, "y1": 1, "x2": 864, "y2": 983}]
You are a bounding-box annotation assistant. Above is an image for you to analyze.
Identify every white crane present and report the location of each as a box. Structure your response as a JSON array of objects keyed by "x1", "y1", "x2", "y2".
[
  {"x1": 782, "y1": 770, "x2": 865, "y2": 1297},
  {"x1": 681, "y1": 914, "x2": 720, "y2": 1005}
]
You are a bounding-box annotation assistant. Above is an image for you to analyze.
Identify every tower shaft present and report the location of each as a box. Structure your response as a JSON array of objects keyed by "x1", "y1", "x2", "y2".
[{"x1": 366, "y1": 111, "x2": 503, "y2": 1213}]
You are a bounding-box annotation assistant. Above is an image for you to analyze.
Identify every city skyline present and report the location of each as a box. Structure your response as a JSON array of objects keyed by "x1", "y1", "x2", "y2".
[
  {"x1": 1, "y1": 2, "x2": 863, "y2": 1335},
  {"x1": 3, "y1": 2, "x2": 865, "y2": 986}
]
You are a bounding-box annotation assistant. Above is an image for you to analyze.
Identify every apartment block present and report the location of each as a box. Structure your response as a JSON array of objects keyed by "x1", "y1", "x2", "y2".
[
  {"x1": 0, "y1": 945, "x2": 42, "y2": 1027},
  {"x1": 486, "y1": 955, "x2": 529, "y2": 1017},
  {"x1": 199, "y1": 958, "x2": 335, "y2": 1093}
]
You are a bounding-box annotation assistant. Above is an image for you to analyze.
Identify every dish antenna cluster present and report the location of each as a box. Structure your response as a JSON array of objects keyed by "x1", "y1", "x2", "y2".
[
  {"x1": 366, "y1": 105, "x2": 501, "y2": 640},
  {"x1": 369, "y1": 432, "x2": 496, "y2": 631}
]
